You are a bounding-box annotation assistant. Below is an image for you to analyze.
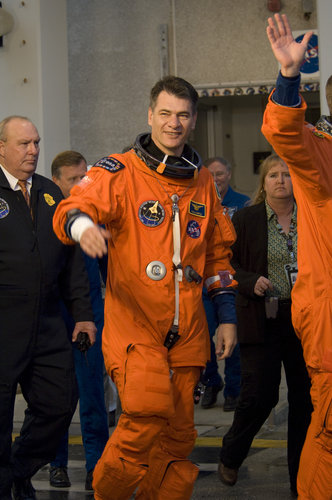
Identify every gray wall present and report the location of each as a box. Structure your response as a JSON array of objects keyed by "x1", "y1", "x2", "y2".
[
  {"x1": 67, "y1": 0, "x2": 317, "y2": 175},
  {"x1": 67, "y1": 0, "x2": 171, "y2": 162}
]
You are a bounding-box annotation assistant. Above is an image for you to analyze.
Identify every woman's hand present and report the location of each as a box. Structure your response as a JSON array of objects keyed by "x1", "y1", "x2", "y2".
[{"x1": 254, "y1": 276, "x2": 273, "y2": 297}]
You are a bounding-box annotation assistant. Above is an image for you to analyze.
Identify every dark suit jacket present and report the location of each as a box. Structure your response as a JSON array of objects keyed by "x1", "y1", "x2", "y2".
[
  {"x1": 0, "y1": 168, "x2": 93, "y2": 370},
  {"x1": 231, "y1": 202, "x2": 268, "y2": 344}
]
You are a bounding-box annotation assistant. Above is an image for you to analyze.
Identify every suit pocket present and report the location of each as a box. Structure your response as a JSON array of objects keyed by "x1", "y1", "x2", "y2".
[{"x1": 122, "y1": 343, "x2": 175, "y2": 418}]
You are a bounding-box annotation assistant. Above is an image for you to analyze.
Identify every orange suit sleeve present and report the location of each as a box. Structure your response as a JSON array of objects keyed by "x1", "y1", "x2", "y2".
[
  {"x1": 53, "y1": 164, "x2": 126, "y2": 245},
  {"x1": 204, "y1": 183, "x2": 237, "y2": 297}
]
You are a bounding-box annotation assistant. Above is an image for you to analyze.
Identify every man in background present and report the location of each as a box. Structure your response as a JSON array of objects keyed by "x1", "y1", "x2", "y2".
[
  {"x1": 206, "y1": 157, "x2": 250, "y2": 218},
  {"x1": 202, "y1": 157, "x2": 249, "y2": 411},
  {"x1": 0, "y1": 116, "x2": 95, "y2": 500},
  {"x1": 51, "y1": 150, "x2": 109, "y2": 491}
]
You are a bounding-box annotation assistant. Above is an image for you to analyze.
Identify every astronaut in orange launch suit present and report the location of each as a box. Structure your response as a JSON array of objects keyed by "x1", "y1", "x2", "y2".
[
  {"x1": 53, "y1": 76, "x2": 238, "y2": 500},
  {"x1": 262, "y1": 14, "x2": 332, "y2": 500}
]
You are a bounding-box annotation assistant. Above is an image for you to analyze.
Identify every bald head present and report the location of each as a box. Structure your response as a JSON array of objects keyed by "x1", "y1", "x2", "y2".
[{"x1": 0, "y1": 116, "x2": 40, "y2": 180}]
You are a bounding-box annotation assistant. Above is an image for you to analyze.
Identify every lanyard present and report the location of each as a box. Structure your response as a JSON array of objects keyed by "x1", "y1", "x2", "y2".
[{"x1": 275, "y1": 217, "x2": 296, "y2": 262}]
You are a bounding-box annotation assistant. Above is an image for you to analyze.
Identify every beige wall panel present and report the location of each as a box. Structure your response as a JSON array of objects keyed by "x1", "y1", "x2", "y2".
[
  {"x1": 67, "y1": 0, "x2": 171, "y2": 164},
  {"x1": 0, "y1": 0, "x2": 70, "y2": 177},
  {"x1": 173, "y1": 0, "x2": 317, "y2": 85}
]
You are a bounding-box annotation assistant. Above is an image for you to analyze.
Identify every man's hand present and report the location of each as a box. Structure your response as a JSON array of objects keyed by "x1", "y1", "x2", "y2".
[
  {"x1": 80, "y1": 225, "x2": 110, "y2": 258},
  {"x1": 266, "y1": 13, "x2": 313, "y2": 77},
  {"x1": 254, "y1": 276, "x2": 273, "y2": 297},
  {"x1": 215, "y1": 323, "x2": 237, "y2": 361},
  {"x1": 72, "y1": 321, "x2": 96, "y2": 345}
]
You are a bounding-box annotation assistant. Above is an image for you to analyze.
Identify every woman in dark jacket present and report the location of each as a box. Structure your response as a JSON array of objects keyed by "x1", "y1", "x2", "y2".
[{"x1": 218, "y1": 154, "x2": 312, "y2": 497}]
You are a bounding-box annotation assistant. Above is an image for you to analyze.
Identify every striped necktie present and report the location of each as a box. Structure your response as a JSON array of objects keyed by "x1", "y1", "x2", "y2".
[{"x1": 17, "y1": 180, "x2": 32, "y2": 216}]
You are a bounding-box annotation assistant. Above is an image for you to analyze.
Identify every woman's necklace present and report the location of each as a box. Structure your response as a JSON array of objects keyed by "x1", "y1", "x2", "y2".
[{"x1": 275, "y1": 213, "x2": 296, "y2": 262}]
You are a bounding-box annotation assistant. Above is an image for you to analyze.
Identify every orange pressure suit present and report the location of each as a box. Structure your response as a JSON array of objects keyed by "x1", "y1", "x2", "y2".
[
  {"x1": 53, "y1": 144, "x2": 236, "y2": 500},
  {"x1": 262, "y1": 95, "x2": 332, "y2": 500}
]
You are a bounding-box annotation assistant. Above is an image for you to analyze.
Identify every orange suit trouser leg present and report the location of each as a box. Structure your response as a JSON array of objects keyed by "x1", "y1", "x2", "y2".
[
  {"x1": 135, "y1": 366, "x2": 201, "y2": 500},
  {"x1": 297, "y1": 371, "x2": 332, "y2": 500},
  {"x1": 93, "y1": 365, "x2": 200, "y2": 500},
  {"x1": 292, "y1": 298, "x2": 332, "y2": 499}
]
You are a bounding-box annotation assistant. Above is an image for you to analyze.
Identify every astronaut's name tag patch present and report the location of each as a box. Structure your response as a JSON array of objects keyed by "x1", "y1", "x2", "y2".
[
  {"x1": 138, "y1": 200, "x2": 165, "y2": 227},
  {"x1": 186, "y1": 220, "x2": 201, "y2": 238},
  {"x1": 284, "y1": 262, "x2": 298, "y2": 289},
  {"x1": 94, "y1": 156, "x2": 125, "y2": 173},
  {"x1": 0, "y1": 198, "x2": 9, "y2": 219},
  {"x1": 44, "y1": 193, "x2": 55, "y2": 206},
  {"x1": 189, "y1": 200, "x2": 206, "y2": 218}
]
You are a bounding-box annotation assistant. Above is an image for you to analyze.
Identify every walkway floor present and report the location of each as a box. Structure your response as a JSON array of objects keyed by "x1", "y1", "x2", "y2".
[{"x1": 13, "y1": 365, "x2": 292, "y2": 499}]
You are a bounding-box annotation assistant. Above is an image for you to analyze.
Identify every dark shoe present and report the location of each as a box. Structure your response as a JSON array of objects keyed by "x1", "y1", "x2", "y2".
[
  {"x1": 201, "y1": 383, "x2": 223, "y2": 409},
  {"x1": 49, "y1": 466, "x2": 71, "y2": 488},
  {"x1": 223, "y1": 396, "x2": 239, "y2": 412},
  {"x1": 218, "y1": 462, "x2": 238, "y2": 486},
  {"x1": 109, "y1": 409, "x2": 116, "y2": 427},
  {"x1": 12, "y1": 477, "x2": 36, "y2": 500},
  {"x1": 85, "y1": 469, "x2": 93, "y2": 491}
]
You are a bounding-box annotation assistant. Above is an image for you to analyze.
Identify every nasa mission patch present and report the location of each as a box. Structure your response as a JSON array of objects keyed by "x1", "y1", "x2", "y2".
[
  {"x1": 0, "y1": 198, "x2": 10, "y2": 219},
  {"x1": 94, "y1": 157, "x2": 125, "y2": 173},
  {"x1": 138, "y1": 200, "x2": 165, "y2": 227}
]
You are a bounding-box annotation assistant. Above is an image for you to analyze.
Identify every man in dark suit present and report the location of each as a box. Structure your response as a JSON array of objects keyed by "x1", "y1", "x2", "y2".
[{"x1": 0, "y1": 115, "x2": 96, "y2": 500}]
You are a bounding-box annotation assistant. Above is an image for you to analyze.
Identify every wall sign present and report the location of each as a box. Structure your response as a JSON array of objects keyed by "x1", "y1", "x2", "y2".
[{"x1": 293, "y1": 30, "x2": 319, "y2": 77}]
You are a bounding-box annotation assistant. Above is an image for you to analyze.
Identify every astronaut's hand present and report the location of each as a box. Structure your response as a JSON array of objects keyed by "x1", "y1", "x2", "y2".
[
  {"x1": 80, "y1": 226, "x2": 110, "y2": 258},
  {"x1": 215, "y1": 323, "x2": 237, "y2": 360},
  {"x1": 266, "y1": 14, "x2": 313, "y2": 78}
]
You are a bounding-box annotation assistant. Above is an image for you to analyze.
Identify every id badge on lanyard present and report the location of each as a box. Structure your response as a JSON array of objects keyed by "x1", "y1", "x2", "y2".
[{"x1": 284, "y1": 262, "x2": 298, "y2": 289}]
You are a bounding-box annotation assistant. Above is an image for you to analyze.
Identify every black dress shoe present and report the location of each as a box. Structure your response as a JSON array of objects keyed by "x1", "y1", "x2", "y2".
[
  {"x1": 85, "y1": 469, "x2": 93, "y2": 491},
  {"x1": 218, "y1": 462, "x2": 238, "y2": 486},
  {"x1": 49, "y1": 466, "x2": 71, "y2": 488},
  {"x1": 223, "y1": 396, "x2": 239, "y2": 412},
  {"x1": 12, "y1": 477, "x2": 36, "y2": 500},
  {"x1": 201, "y1": 383, "x2": 223, "y2": 409}
]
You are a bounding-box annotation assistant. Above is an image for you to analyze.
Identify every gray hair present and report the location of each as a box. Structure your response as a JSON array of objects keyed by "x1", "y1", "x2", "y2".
[{"x1": 204, "y1": 156, "x2": 232, "y2": 173}]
